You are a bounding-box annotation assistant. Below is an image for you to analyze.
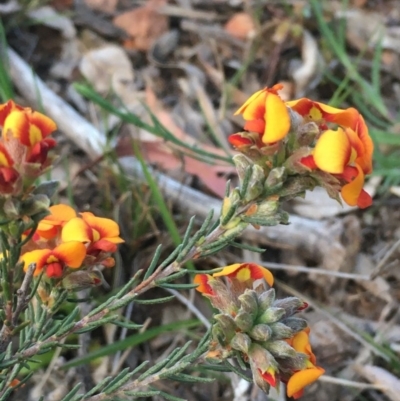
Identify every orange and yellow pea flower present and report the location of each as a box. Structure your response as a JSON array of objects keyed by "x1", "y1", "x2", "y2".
[
  {"x1": 287, "y1": 97, "x2": 373, "y2": 175},
  {"x1": 213, "y1": 263, "x2": 274, "y2": 287},
  {"x1": 0, "y1": 100, "x2": 57, "y2": 147},
  {"x1": 21, "y1": 241, "x2": 87, "y2": 278},
  {"x1": 286, "y1": 330, "x2": 325, "y2": 399},
  {"x1": 194, "y1": 263, "x2": 274, "y2": 295},
  {"x1": 61, "y1": 212, "x2": 124, "y2": 253},
  {"x1": 234, "y1": 84, "x2": 291, "y2": 144},
  {"x1": 311, "y1": 127, "x2": 372, "y2": 208},
  {"x1": 35, "y1": 204, "x2": 77, "y2": 240}
]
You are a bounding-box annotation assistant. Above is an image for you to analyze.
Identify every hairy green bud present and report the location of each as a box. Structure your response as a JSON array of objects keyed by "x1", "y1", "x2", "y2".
[
  {"x1": 257, "y1": 307, "x2": 285, "y2": 324},
  {"x1": 238, "y1": 289, "x2": 258, "y2": 314},
  {"x1": 230, "y1": 332, "x2": 252, "y2": 354},
  {"x1": 258, "y1": 288, "x2": 276, "y2": 310},
  {"x1": 249, "y1": 324, "x2": 272, "y2": 342},
  {"x1": 234, "y1": 311, "x2": 254, "y2": 332},
  {"x1": 265, "y1": 340, "x2": 297, "y2": 359},
  {"x1": 270, "y1": 322, "x2": 293, "y2": 340}
]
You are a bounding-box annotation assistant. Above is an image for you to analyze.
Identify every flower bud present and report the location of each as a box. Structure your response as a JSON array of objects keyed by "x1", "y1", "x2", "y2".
[
  {"x1": 282, "y1": 317, "x2": 308, "y2": 333},
  {"x1": 61, "y1": 270, "x2": 104, "y2": 291},
  {"x1": 238, "y1": 289, "x2": 258, "y2": 314},
  {"x1": 230, "y1": 332, "x2": 252, "y2": 354},
  {"x1": 21, "y1": 194, "x2": 51, "y2": 217},
  {"x1": 249, "y1": 324, "x2": 272, "y2": 342},
  {"x1": 233, "y1": 154, "x2": 253, "y2": 183},
  {"x1": 234, "y1": 311, "x2": 254, "y2": 332},
  {"x1": 257, "y1": 307, "x2": 285, "y2": 324},
  {"x1": 244, "y1": 164, "x2": 265, "y2": 202},
  {"x1": 241, "y1": 199, "x2": 289, "y2": 227},
  {"x1": 265, "y1": 167, "x2": 286, "y2": 194},
  {"x1": 265, "y1": 340, "x2": 297, "y2": 359},
  {"x1": 251, "y1": 367, "x2": 271, "y2": 394},
  {"x1": 277, "y1": 176, "x2": 317, "y2": 199},
  {"x1": 273, "y1": 297, "x2": 305, "y2": 318},
  {"x1": 214, "y1": 314, "x2": 237, "y2": 342},
  {"x1": 258, "y1": 288, "x2": 275, "y2": 310},
  {"x1": 270, "y1": 322, "x2": 293, "y2": 340},
  {"x1": 3, "y1": 198, "x2": 20, "y2": 219},
  {"x1": 248, "y1": 343, "x2": 278, "y2": 391}
]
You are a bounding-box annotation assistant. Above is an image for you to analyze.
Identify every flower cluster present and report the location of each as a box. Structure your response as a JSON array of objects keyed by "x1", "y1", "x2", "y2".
[
  {"x1": 21, "y1": 204, "x2": 124, "y2": 289},
  {"x1": 0, "y1": 100, "x2": 57, "y2": 195},
  {"x1": 230, "y1": 85, "x2": 373, "y2": 208},
  {"x1": 194, "y1": 263, "x2": 324, "y2": 398}
]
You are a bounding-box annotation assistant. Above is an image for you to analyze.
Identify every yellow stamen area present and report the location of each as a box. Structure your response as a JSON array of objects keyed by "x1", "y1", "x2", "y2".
[
  {"x1": 46, "y1": 255, "x2": 59, "y2": 264},
  {"x1": 308, "y1": 106, "x2": 323, "y2": 122},
  {"x1": 29, "y1": 124, "x2": 43, "y2": 146},
  {"x1": 235, "y1": 267, "x2": 251, "y2": 282},
  {"x1": 0, "y1": 152, "x2": 10, "y2": 167},
  {"x1": 92, "y1": 228, "x2": 101, "y2": 242}
]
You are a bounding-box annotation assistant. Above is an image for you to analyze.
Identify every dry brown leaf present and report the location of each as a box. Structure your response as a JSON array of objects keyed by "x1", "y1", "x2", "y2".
[
  {"x1": 117, "y1": 138, "x2": 232, "y2": 198},
  {"x1": 79, "y1": 45, "x2": 134, "y2": 95},
  {"x1": 224, "y1": 12, "x2": 255, "y2": 40},
  {"x1": 84, "y1": 0, "x2": 118, "y2": 14},
  {"x1": 113, "y1": 0, "x2": 169, "y2": 51}
]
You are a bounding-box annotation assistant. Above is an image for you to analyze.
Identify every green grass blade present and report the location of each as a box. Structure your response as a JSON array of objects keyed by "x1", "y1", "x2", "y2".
[{"x1": 61, "y1": 319, "x2": 200, "y2": 369}]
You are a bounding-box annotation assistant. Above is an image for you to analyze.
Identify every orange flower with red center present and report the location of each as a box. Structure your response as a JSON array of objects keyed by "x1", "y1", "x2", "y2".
[
  {"x1": 286, "y1": 329, "x2": 325, "y2": 399},
  {"x1": 286, "y1": 98, "x2": 360, "y2": 130},
  {"x1": 213, "y1": 263, "x2": 274, "y2": 287},
  {"x1": 303, "y1": 127, "x2": 372, "y2": 208},
  {"x1": 61, "y1": 212, "x2": 124, "y2": 254},
  {"x1": 0, "y1": 100, "x2": 57, "y2": 147},
  {"x1": 35, "y1": 204, "x2": 77, "y2": 240},
  {"x1": 232, "y1": 84, "x2": 291, "y2": 145},
  {"x1": 21, "y1": 241, "x2": 87, "y2": 278},
  {"x1": 194, "y1": 263, "x2": 274, "y2": 295}
]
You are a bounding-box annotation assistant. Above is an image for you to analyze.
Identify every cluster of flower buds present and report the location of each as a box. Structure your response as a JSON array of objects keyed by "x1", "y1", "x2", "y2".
[
  {"x1": 20, "y1": 204, "x2": 124, "y2": 291},
  {"x1": 194, "y1": 264, "x2": 324, "y2": 399},
  {"x1": 0, "y1": 100, "x2": 57, "y2": 196},
  {"x1": 230, "y1": 84, "x2": 373, "y2": 209}
]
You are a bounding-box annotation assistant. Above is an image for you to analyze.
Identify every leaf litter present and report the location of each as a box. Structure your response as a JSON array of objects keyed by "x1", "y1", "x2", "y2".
[{"x1": 3, "y1": 0, "x2": 400, "y2": 400}]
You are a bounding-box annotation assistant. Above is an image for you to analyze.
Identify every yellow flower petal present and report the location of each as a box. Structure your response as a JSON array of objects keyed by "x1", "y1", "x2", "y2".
[
  {"x1": 262, "y1": 93, "x2": 291, "y2": 143},
  {"x1": 3, "y1": 110, "x2": 29, "y2": 142},
  {"x1": 21, "y1": 249, "x2": 51, "y2": 275},
  {"x1": 341, "y1": 164, "x2": 365, "y2": 207},
  {"x1": 213, "y1": 263, "x2": 242, "y2": 277},
  {"x1": 62, "y1": 217, "x2": 92, "y2": 243},
  {"x1": 313, "y1": 128, "x2": 351, "y2": 174},
  {"x1": 235, "y1": 89, "x2": 267, "y2": 119},
  {"x1": 287, "y1": 367, "x2": 325, "y2": 398},
  {"x1": 53, "y1": 241, "x2": 87, "y2": 268}
]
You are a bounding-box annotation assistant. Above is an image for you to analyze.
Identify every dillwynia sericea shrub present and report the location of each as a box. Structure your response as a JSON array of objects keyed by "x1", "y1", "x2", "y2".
[{"x1": 0, "y1": 85, "x2": 373, "y2": 400}]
